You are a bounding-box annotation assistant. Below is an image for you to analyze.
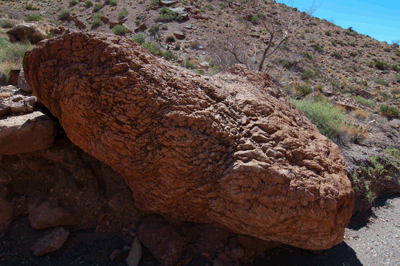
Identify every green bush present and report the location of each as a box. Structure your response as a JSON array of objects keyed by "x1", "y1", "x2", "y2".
[
  {"x1": 344, "y1": 26, "x2": 357, "y2": 36},
  {"x1": 92, "y1": 3, "x2": 103, "y2": 12},
  {"x1": 25, "y1": 14, "x2": 43, "y2": 21},
  {"x1": 300, "y1": 51, "x2": 313, "y2": 60},
  {"x1": 331, "y1": 51, "x2": 343, "y2": 59},
  {"x1": 0, "y1": 19, "x2": 15, "y2": 28},
  {"x1": 374, "y1": 60, "x2": 389, "y2": 70},
  {"x1": 112, "y1": 24, "x2": 128, "y2": 36},
  {"x1": 352, "y1": 96, "x2": 375, "y2": 108},
  {"x1": 84, "y1": 1, "x2": 93, "y2": 8},
  {"x1": 25, "y1": 3, "x2": 34, "y2": 10},
  {"x1": 110, "y1": 0, "x2": 118, "y2": 6},
  {"x1": 132, "y1": 33, "x2": 146, "y2": 44},
  {"x1": 118, "y1": 7, "x2": 128, "y2": 20},
  {"x1": 325, "y1": 30, "x2": 331, "y2": 36},
  {"x1": 295, "y1": 83, "x2": 312, "y2": 95},
  {"x1": 104, "y1": 0, "x2": 110, "y2": 4},
  {"x1": 149, "y1": 24, "x2": 159, "y2": 36},
  {"x1": 380, "y1": 105, "x2": 400, "y2": 118},
  {"x1": 150, "y1": 0, "x2": 158, "y2": 5},
  {"x1": 391, "y1": 64, "x2": 399, "y2": 72},
  {"x1": 155, "y1": 7, "x2": 184, "y2": 22},
  {"x1": 181, "y1": 59, "x2": 198, "y2": 69},
  {"x1": 58, "y1": 10, "x2": 71, "y2": 20},
  {"x1": 165, "y1": 34, "x2": 175, "y2": 43},
  {"x1": 293, "y1": 97, "x2": 345, "y2": 142},
  {"x1": 375, "y1": 78, "x2": 388, "y2": 86},
  {"x1": 68, "y1": 0, "x2": 79, "y2": 6},
  {"x1": 142, "y1": 41, "x2": 160, "y2": 55},
  {"x1": 312, "y1": 44, "x2": 323, "y2": 53},
  {"x1": 162, "y1": 50, "x2": 177, "y2": 61},
  {"x1": 300, "y1": 68, "x2": 316, "y2": 80},
  {"x1": 91, "y1": 13, "x2": 104, "y2": 28},
  {"x1": 0, "y1": 36, "x2": 35, "y2": 83}
]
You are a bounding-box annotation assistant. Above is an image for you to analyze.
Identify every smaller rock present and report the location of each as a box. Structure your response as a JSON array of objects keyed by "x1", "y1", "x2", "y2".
[
  {"x1": 0, "y1": 111, "x2": 56, "y2": 155},
  {"x1": 10, "y1": 96, "x2": 36, "y2": 113},
  {"x1": 174, "y1": 31, "x2": 185, "y2": 40},
  {"x1": 134, "y1": 23, "x2": 147, "y2": 32},
  {"x1": 213, "y1": 258, "x2": 224, "y2": 266},
  {"x1": 6, "y1": 23, "x2": 47, "y2": 44},
  {"x1": 18, "y1": 69, "x2": 32, "y2": 93},
  {"x1": 0, "y1": 85, "x2": 18, "y2": 98},
  {"x1": 159, "y1": 0, "x2": 178, "y2": 7},
  {"x1": 126, "y1": 237, "x2": 142, "y2": 266},
  {"x1": 0, "y1": 100, "x2": 10, "y2": 117},
  {"x1": 28, "y1": 201, "x2": 75, "y2": 229},
  {"x1": 31, "y1": 227, "x2": 69, "y2": 256},
  {"x1": 0, "y1": 196, "x2": 13, "y2": 231},
  {"x1": 227, "y1": 247, "x2": 244, "y2": 260},
  {"x1": 9, "y1": 70, "x2": 20, "y2": 86}
]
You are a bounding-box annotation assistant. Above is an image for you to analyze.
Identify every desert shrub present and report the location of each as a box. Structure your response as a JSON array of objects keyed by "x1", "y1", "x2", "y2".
[
  {"x1": 280, "y1": 58, "x2": 298, "y2": 69},
  {"x1": 84, "y1": 1, "x2": 93, "y2": 8},
  {"x1": 91, "y1": 13, "x2": 104, "y2": 28},
  {"x1": 374, "y1": 60, "x2": 389, "y2": 70},
  {"x1": 344, "y1": 26, "x2": 357, "y2": 36},
  {"x1": 380, "y1": 105, "x2": 400, "y2": 118},
  {"x1": 300, "y1": 51, "x2": 312, "y2": 60},
  {"x1": 293, "y1": 97, "x2": 345, "y2": 142},
  {"x1": 110, "y1": 0, "x2": 118, "y2": 6},
  {"x1": 331, "y1": 51, "x2": 343, "y2": 59},
  {"x1": 295, "y1": 83, "x2": 312, "y2": 96},
  {"x1": 0, "y1": 19, "x2": 15, "y2": 28},
  {"x1": 68, "y1": 0, "x2": 79, "y2": 6},
  {"x1": 155, "y1": 7, "x2": 184, "y2": 22},
  {"x1": 181, "y1": 59, "x2": 198, "y2": 69},
  {"x1": 300, "y1": 68, "x2": 316, "y2": 80},
  {"x1": 132, "y1": 33, "x2": 146, "y2": 44},
  {"x1": 391, "y1": 64, "x2": 399, "y2": 72},
  {"x1": 352, "y1": 96, "x2": 375, "y2": 108},
  {"x1": 58, "y1": 10, "x2": 71, "y2": 20},
  {"x1": 325, "y1": 30, "x2": 331, "y2": 36},
  {"x1": 112, "y1": 25, "x2": 128, "y2": 36},
  {"x1": 348, "y1": 41, "x2": 356, "y2": 47},
  {"x1": 25, "y1": 3, "x2": 34, "y2": 10},
  {"x1": 142, "y1": 41, "x2": 160, "y2": 55},
  {"x1": 0, "y1": 36, "x2": 35, "y2": 83},
  {"x1": 25, "y1": 14, "x2": 43, "y2": 21},
  {"x1": 92, "y1": 3, "x2": 103, "y2": 12},
  {"x1": 375, "y1": 78, "x2": 388, "y2": 86},
  {"x1": 312, "y1": 44, "x2": 323, "y2": 53},
  {"x1": 162, "y1": 50, "x2": 177, "y2": 61},
  {"x1": 150, "y1": 0, "x2": 158, "y2": 5},
  {"x1": 149, "y1": 24, "x2": 159, "y2": 36},
  {"x1": 118, "y1": 8, "x2": 128, "y2": 20},
  {"x1": 165, "y1": 34, "x2": 175, "y2": 43},
  {"x1": 104, "y1": 0, "x2": 110, "y2": 4},
  {"x1": 206, "y1": 4, "x2": 214, "y2": 10}
]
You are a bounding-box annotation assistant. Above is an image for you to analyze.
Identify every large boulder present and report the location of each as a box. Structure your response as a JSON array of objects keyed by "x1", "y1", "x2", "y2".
[
  {"x1": 6, "y1": 23, "x2": 47, "y2": 44},
  {"x1": 23, "y1": 32, "x2": 354, "y2": 250}
]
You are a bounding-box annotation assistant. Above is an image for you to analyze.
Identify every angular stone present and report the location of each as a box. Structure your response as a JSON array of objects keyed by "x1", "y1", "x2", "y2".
[
  {"x1": 28, "y1": 201, "x2": 76, "y2": 229},
  {"x1": 6, "y1": 23, "x2": 47, "y2": 44},
  {"x1": 126, "y1": 237, "x2": 142, "y2": 266},
  {"x1": 18, "y1": 69, "x2": 32, "y2": 93},
  {"x1": 0, "y1": 196, "x2": 13, "y2": 231},
  {"x1": 31, "y1": 227, "x2": 69, "y2": 256},
  {"x1": 0, "y1": 111, "x2": 55, "y2": 155},
  {"x1": 138, "y1": 216, "x2": 186, "y2": 266},
  {"x1": 23, "y1": 32, "x2": 354, "y2": 250}
]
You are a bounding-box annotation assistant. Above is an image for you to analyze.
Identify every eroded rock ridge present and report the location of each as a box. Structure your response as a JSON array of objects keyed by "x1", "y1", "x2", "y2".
[{"x1": 24, "y1": 32, "x2": 354, "y2": 250}]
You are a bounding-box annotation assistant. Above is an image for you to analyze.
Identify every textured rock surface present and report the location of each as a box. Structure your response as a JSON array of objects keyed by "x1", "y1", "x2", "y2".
[
  {"x1": 18, "y1": 69, "x2": 32, "y2": 93},
  {"x1": 24, "y1": 32, "x2": 354, "y2": 250},
  {"x1": 0, "y1": 111, "x2": 55, "y2": 155},
  {"x1": 28, "y1": 201, "x2": 76, "y2": 229}
]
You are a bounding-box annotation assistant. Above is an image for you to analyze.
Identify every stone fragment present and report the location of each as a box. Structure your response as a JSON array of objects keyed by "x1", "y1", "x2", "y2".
[
  {"x1": 18, "y1": 69, "x2": 32, "y2": 93},
  {"x1": 137, "y1": 216, "x2": 186, "y2": 266},
  {"x1": 28, "y1": 201, "x2": 76, "y2": 229},
  {"x1": 10, "y1": 96, "x2": 36, "y2": 113},
  {"x1": 126, "y1": 237, "x2": 142, "y2": 266},
  {"x1": 6, "y1": 23, "x2": 47, "y2": 44},
  {"x1": 23, "y1": 32, "x2": 354, "y2": 250},
  {"x1": 0, "y1": 196, "x2": 13, "y2": 230},
  {"x1": 134, "y1": 23, "x2": 147, "y2": 32},
  {"x1": 0, "y1": 100, "x2": 10, "y2": 117},
  {"x1": 159, "y1": 0, "x2": 178, "y2": 6},
  {"x1": 31, "y1": 227, "x2": 69, "y2": 256},
  {"x1": 174, "y1": 31, "x2": 185, "y2": 40},
  {"x1": 0, "y1": 111, "x2": 55, "y2": 155}
]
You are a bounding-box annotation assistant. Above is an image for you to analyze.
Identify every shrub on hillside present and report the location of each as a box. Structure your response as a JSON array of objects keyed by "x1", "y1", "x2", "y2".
[
  {"x1": 68, "y1": 0, "x2": 79, "y2": 6},
  {"x1": 374, "y1": 60, "x2": 389, "y2": 70},
  {"x1": 93, "y1": 3, "x2": 103, "y2": 12},
  {"x1": 118, "y1": 8, "x2": 128, "y2": 20},
  {"x1": 155, "y1": 7, "x2": 184, "y2": 22},
  {"x1": 293, "y1": 96, "x2": 345, "y2": 143},
  {"x1": 110, "y1": 0, "x2": 118, "y2": 6},
  {"x1": 112, "y1": 25, "x2": 128, "y2": 36},
  {"x1": 0, "y1": 19, "x2": 15, "y2": 28},
  {"x1": 380, "y1": 105, "x2": 400, "y2": 118},
  {"x1": 352, "y1": 96, "x2": 375, "y2": 108},
  {"x1": 25, "y1": 14, "x2": 43, "y2": 21},
  {"x1": 294, "y1": 83, "x2": 312, "y2": 96},
  {"x1": 344, "y1": 26, "x2": 357, "y2": 36},
  {"x1": 149, "y1": 24, "x2": 159, "y2": 36},
  {"x1": 84, "y1": 1, "x2": 93, "y2": 8},
  {"x1": 331, "y1": 51, "x2": 343, "y2": 59},
  {"x1": 165, "y1": 34, "x2": 175, "y2": 43},
  {"x1": 91, "y1": 13, "x2": 104, "y2": 28},
  {"x1": 58, "y1": 10, "x2": 71, "y2": 20},
  {"x1": 132, "y1": 33, "x2": 146, "y2": 44}
]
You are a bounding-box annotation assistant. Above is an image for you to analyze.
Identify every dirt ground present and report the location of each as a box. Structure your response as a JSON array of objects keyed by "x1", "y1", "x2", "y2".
[{"x1": 1, "y1": 194, "x2": 399, "y2": 266}]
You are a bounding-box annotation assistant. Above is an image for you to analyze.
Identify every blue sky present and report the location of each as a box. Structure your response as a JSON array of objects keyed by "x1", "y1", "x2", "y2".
[{"x1": 275, "y1": 0, "x2": 400, "y2": 43}]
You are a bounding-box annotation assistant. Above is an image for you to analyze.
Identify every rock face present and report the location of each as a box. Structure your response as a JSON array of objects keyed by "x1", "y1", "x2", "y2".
[
  {"x1": 24, "y1": 32, "x2": 354, "y2": 250},
  {"x1": 0, "y1": 196, "x2": 13, "y2": 230}
]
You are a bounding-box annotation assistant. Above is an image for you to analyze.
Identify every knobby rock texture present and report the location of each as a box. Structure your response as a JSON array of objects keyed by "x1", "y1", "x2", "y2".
[{"x1": 24, "y1": 32, "x2": 354, "y2": 250}]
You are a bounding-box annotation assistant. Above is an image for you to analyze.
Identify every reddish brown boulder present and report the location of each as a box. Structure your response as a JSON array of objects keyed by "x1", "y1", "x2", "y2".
[
  {"x1": 23, "y1": 32, "x2": 354, "y2": 250},
  {"x1": 31, "y1": 227, "x2": 70, "y2": 256}
]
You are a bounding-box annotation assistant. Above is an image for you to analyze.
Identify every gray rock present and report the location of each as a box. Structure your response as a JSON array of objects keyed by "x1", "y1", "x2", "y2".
[
  {"x1": 18, "y1": 69, "x2": 32, "y2": 93},
  {"x1": 159, "y1": 0, "x2": 178, "y2": 7},
  {"x1": 126, "y1": 237, "x2": 142, "y2": 266},
  {"x1": 31, "y1": 227, "x2": 69, "y2": 256},
  {"x1": 0, "y1": 111, "x2": 55, "y2": 155},
  {"x1": 9, "y1": 95, "x2": 36, "y2": 114},
  {"x1": 6, "y1": 23, "x2": 47, "y2": 44},
  {"x1": 174, "y1": 31, "x2": 185, "y2": 40},
  {"x1": 0, "y1": 85, "x2": 18, "y2": 99}
]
